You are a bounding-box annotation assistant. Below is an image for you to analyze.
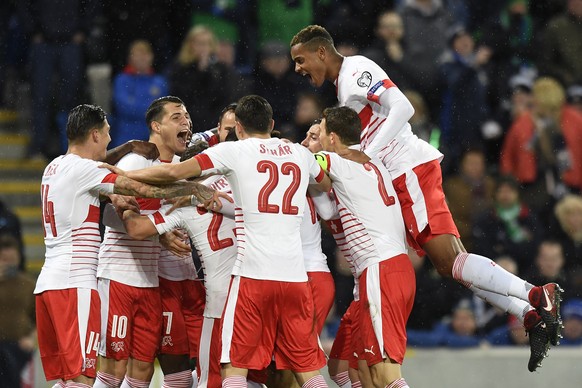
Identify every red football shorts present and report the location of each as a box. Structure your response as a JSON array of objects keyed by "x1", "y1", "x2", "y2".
[
  {"x1": 98, "y1": 278, "x2": 162, "y2": 362},
  {"x1": 329, "y1": 299, "x2": 360, "y2": 370},
  {"x1": 221, "y1": 276, "x2": 326, "y2": 372},
  {"x1": 392, "y1": 159, "x2": 459, "y2": 255},
  {"x1": 359, "y1": 255, "x2": 415, "y2": 366},
  {"x1": 307, "y1": 271, "x2": 335, "y2": 335},
  {"x1": 159, "y1": 277, "x2": 205, "y2": 357},
  {"x1": 36, "y1": 288, "x2": 101, "y2": 381}
]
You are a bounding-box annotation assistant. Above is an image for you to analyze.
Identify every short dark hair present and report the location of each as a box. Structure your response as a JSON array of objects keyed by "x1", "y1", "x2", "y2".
[
  {"x1": 235, "y1": 95, "x2": 273, "y2": 134},
  {"x1": 290, "y1": 25, "x2": 334, "y2": 49},
  {"x1": 322, "y1": 106, "x2": 361, "y2": 146},
  {"x1": 66, "y1": 104, "x2": 107, "y2": 143},
  {"x1": 219, "y1": 103, "x2": 238, "y2": 124},
  {"x1": 145, "y1": 96, "x2": 185, "y2": 130}
]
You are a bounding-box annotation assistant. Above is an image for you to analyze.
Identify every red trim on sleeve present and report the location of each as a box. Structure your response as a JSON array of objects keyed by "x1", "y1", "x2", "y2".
[
  {"x1": 152, "y1": 211, "x2": 165, "y2": 225},
  {"x1": 358, "y1": 104, "x2": 373, "y2": 130},
  {"x1": 208, "y1": 135, "x2": 219, "y2": 147},
  {"x1": 195, "y1": 154, "x2": 214, "y2": 170},
  {"x1": 101, "y1": 173, "x2": 118, "y2": 184},
  {"x1": 315, "y1": 168, "x2": 325, "y2": 183}
]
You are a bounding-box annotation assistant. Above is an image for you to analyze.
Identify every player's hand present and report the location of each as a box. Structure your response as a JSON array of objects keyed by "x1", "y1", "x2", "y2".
[
  {"x1": 109, "y1": 194, "x2": 140, "y2": 216},
  {"x1": 165, "y1": 196, "x2": 192, "y2": 215},
  {"x1": 160, "y1": 230, "x2": 191, "y2": 256},
  {"x1": 203, "y1": 191, "x2": 234, "y2": 212},
  {"x1": 99, "y1": 162, "x2": 126, "y2": 176},
  {"x1": 130, "y1": 140, "x2": 160, "y2": 160},
  {"x1": 339, "y1": 149, "x2": 370, "y2": 164}
]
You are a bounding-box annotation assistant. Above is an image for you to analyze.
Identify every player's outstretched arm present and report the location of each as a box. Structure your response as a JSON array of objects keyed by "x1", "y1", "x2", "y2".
[
  {"x1": 111, "y1": 175, "x2": 215, "y2": 204},
  {"x1": 121, "y1": 209, "x2": 158, "y2": 240},
  {"x1": 102, "y1": 157, "x2": 202, "y2": 184},
  {"x1": 103, "y1": 140, "x2": 160, "y2": 165}
]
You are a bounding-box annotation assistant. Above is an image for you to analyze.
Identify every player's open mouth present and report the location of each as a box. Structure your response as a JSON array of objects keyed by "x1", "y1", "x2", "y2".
[{"x1": 177, "y1": 129, "x2": 189, "y2": 144}]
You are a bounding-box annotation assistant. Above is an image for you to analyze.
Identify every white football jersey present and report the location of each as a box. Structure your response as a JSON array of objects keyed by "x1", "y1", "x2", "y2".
[
  {"x1": 34, "y1": 154, "x2": 116, "y2": 293},
  {"x1": 194, "y1": 138, "x2": 326, "y2": 282},
  {"x1": 300, "y1": 194, "x2": 329, "y2": 273},
  {"x1": 98, "y1": 153, "x2": 162, "y2": 287},
  {"x1": 318, "y1": 148, "x2": 407, "y2": 277},
  {"x1": 148, "y1": 174, "x2": 237, "y2": 317},
  {"x1": 336, "y1": 55, "x2": 442, "y2": 177}
]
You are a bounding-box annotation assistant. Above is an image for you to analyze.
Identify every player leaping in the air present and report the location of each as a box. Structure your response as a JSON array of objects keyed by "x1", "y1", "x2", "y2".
[{"x1": 290, "y1": 24, "x2": 563, "y2": 372}]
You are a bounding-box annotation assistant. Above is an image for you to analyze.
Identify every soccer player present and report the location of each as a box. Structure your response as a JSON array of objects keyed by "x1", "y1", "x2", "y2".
[
  {"x1": 35, "y1": 104, "x2": 214, "y2": 388},
  {"x1": 101, "y1": 95, "x2": 332, "y2": 387},
  {"x1": 95, "y1": 96, "x2": 198, "y2": 388},
  {"x1": 315, "y1": 106, "x2": 414, "y2": 388},
  {"x1": 290, "y1": 25, "x2": 562, "y2": 372}
]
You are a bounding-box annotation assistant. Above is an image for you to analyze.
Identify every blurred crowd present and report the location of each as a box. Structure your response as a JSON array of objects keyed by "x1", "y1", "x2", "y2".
[{"x1": 1, "y1": 1, "x2": 582, "y2": 377}]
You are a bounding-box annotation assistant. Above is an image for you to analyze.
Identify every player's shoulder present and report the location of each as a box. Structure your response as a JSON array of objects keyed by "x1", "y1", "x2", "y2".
[{"x1": 117, "y1": 151, "x2": 151, "y2": 169}]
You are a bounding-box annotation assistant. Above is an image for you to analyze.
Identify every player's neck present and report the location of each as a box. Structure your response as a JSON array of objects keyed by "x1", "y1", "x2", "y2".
[
  {"x1": 149, "y1": 138, "x2": 174, "y2": 161},
  {"x1": 328, "y1": 53, "x2": 345, "y2": 82},
  {"x1": 67, "y1": 145, "x2": 98, "y2": 160}
]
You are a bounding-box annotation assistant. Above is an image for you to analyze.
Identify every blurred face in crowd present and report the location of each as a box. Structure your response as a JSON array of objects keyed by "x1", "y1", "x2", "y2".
[
  {"x1": 451, "y1": 308, "x2": 477, "y2": 336},
  {"x1": 218, "y1": 110, "x2": 236, "y2": 143},
  {"x1": 295, "y1": 95, "x2": 321, "y2": 126},
  {"x1": 0, "y1": 246, "x2": 19, "y2": 280},
  {"x1": 301, "y1": 123, "x2": 323, "y2": 153},
  {"x1": 376, "y1": 11, "x2": 404, "y2": 42},
  {"x1": 460, "y1": 151, "x2": 485, "y2": 181},
  {"x1": 128, "y1": 41, "x2": 154, "y2": 73},
  {"x1": 563, "y1": 316, "x2": 582, "y2": 341},
  {"x1": 453, "y1": 32, "x2": 474, "y2": 57},
  {"x1": 190, "y1": 30, "x2": 215, "y2": 62},
  {"x1": 568, "y1": 0, "x2": 582, "y2": 18},
  {"x1": 562, "y1": 206, "x2": 582, "y2": 234},
  {"x1": 261, "y1": 55, "x2": 290, "y2": 79},
  {"x1": 535, "y1": 242, "x2": 564, "y2": 278},
  {"x1": 495, "y1": 182, "x2": 519, "y2": 208}
]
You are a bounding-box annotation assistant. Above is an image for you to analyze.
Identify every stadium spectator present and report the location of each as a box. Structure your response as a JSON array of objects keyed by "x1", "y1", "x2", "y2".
[
  {"x1": 550, "y1": 195, "x2": 582, "y2": 276},
  {"x1": 252, "y1": 40, "x2": 311, "y2": 140},
  {"x1": 293, "y1": 93, "x2": 324, "y2": 143},
  {"x1": 560, "y1": 298, "x2": 582, "y2": 345},
  {"x1": 566, "y1": 83, "x2": 582, "y2": 113},
  {"x1": 500, "y1": 77, "x2": 582, "y2": 218},
  {"x1": 472, "y1": 175, "x2": 544, "y2": 273},
  {"x1": 398, "y1": 0, "x2": 454, "y2": 117},
  {"x1": 407, "y1": 298, "x2": 483, "y2": 348},
  {"x1": 0, "y1": 199, "x2": 25, "y2": 270},
  {"x1": 524, "y1": 240, "x2": 570, "y2": 299},
  {"x1": 443, "y1": 148, "x2": 496, "y2": 251},
  {"x1": 486, "y1": 315, "x2": 529, "y2": 346},
  {"x1": 167, "y1": 26, "x2": 234, "y2": 132},
  {"x1": 110, "y1": 39, "x2": 168, "y2": 147},
  {"x1": 439, "y1": 25, "x2": 492, "y2": 172},
  {"x1": 362, "y1": 10, "x2": 414, "y2": 91},
  {"x1": 17, "y1": 0, "x2": 101, "y2": 159},
  {"x1": 0, "y1": 234, "x2": 35, "y2": 388},
  {"x1": 538, "y1": 0, "x2": 582, "y2": 87}
]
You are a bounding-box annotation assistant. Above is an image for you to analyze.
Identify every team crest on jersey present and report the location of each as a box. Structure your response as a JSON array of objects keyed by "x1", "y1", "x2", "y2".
[
  {"x1": 111, "y1": 341, "x2": 125, "y2": 352},
  {"x1": 162, "y1": 335, "x2": 174, "y2": 347},
  {"x1": 357, "y1": 71, "x2": 372, "y2": 88},
  {"x1": 83, "y1": 357, "x2": 97, "y2": 371}
]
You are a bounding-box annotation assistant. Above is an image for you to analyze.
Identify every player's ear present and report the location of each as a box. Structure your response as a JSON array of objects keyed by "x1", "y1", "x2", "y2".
[
  {"x1": 91, "y1": 128, "x2": 100, "y2": 143},
  {"x1": 269, "y1": 119, "x2": 275, "y2": 132}
]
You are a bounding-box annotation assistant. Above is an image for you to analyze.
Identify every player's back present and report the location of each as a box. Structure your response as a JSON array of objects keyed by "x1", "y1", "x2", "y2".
[
  {"x1": 201, "y1": 138, "x2": 322, "y2": 282},
  {"x1": 320, "y1": 151, "x2": 407, "y2": 276},
  {"x1": 36, "y1": 154, "x2": 115, "y2": 292}
]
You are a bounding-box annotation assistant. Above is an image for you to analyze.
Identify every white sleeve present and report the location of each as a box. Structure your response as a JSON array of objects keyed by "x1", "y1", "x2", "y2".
[
  {"x1": 102, "y1": 203, "x2": 126, "y2": 230},
  {"x1": 363, "y1": 87, "x2": 414, "y2": 158},
  {"x1": 308, "y1": 189, "x2": 338, "y2": 221},
  {"x1": 146, "y1": 208, "x2": 186, "y2": 235},
  {"x1": 195, "y1": 142, "x2": 236, "y2": 176}
]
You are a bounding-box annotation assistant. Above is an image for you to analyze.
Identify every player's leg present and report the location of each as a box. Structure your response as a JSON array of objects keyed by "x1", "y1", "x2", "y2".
[
  {"x1": 157, "y1": 278, "x2": 202, "y2": 388},
  {"x1": 328, "y1": 300, "x2": 356, "y2": 388},
  {"x1": 220, "y1": 276, "x2": 273, "y2": 386},
  {"x1": 95, "y1": 279, "x2": 131, "y2": 387},
  {"x1": 393, "y1": 161, "x2": 563, "y2": 348},
  {"x1": 358, "y1": 258, "x2": 414, "y2": 388},
  {"x1": 122, "y1": 286, "x2": 162, "y2": 386},
  {"x1": 36, "y1": 289, "x2": 100, "y2": 385},
  {"x1": 308, "y1": 271, "x2": 336, "y2": 335}
]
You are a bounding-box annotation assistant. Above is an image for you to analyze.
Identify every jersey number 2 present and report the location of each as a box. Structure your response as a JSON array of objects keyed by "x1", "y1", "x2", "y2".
[
  {"x1": 363, "y1": 162, "x2": 395, "y2": 206},
  {"x1": 41, "y1": 184, "x2": 58, "y2": 237},
  {"x1": 257, "y1": 161, "x2": 301, "y2": 215}
]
